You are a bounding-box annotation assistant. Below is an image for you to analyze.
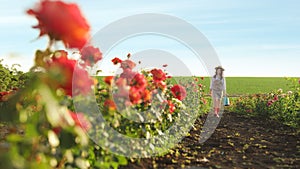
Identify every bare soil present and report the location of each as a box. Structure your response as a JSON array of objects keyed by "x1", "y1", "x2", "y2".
[{"x1": 121, "y1": 112, "x2": 300, "y2": 169}]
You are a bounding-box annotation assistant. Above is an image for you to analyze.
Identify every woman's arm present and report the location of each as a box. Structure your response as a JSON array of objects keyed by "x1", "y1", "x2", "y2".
[{"x1": 223, "y1": 77, "x2": 227, "y2": 95}]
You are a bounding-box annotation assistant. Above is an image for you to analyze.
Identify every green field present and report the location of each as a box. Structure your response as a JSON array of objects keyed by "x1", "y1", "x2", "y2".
[
  {"x1": 97, "y1": 76, "x2": 294, "y2": 96},
  {"x1": 166, "y1": 76, "x2": 294, "y2": 96},
  {"x1": 191, "y1": 77, "x2": 292, "y2": 95}
]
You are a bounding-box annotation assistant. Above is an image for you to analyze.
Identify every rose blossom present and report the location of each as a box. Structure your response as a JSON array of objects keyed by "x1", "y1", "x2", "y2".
[
  {"x1": 121, "y1": 59, "x2": 136, "y2": 70},
  {"x1": 167, "y1": 100, "x2": 175, "y2": 113},
  {"x1": 153, "y1": 81, "x2": 167, "y2": 90},
  {"x1": 47, "y1": 50, "x2": 93, "y2": 96},
  {"x1": 27, "y1": 0, "x2": 90, "y2": 49},
  {"x1": 150, "y1": 68, "x2": 166, "y2": 82},
  {"x1": 80, "y1": 46, "x2": 102, "y2": 66},
  {"x1": 120, "y1": 68, "x2": 136, "y2": 82},
  {"x1": 104, "y1": 76, "x2": 114, "y2": 86},
  {"x1": 104, "y1": 99, "x2": 117, "y2": 111},
  {"x1": 111, "y1": 57, "x2": 122, "y2": 65},
  {"x1": 130, "y1": 73, "x2": 147, "y2": 90},
  {"x1": 0, "y1": 91, "x2": 13, "y2": 102},
  {"x1": 170, "y1": 84, "x2": 187, "y2": 101},
  {"x1": 141, "y1": 89, "x2": 151, "y2": 103},
  {"x1": 129, "y1": 87, "x2": 142, "y2": 104}
]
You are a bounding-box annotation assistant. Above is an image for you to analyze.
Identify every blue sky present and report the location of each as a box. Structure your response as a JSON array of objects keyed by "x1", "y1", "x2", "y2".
[{"x1": 0, "y1": 0, "x2": 299, "y2": 77}]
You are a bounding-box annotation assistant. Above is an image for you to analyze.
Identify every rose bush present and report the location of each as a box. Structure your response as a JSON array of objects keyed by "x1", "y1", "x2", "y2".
[
  {"x1": 0, "y1": 59, "x2": 30, "y2": 92},
  {"x1": 229, "y1": 77, "x2": 300, "y2": 128},
  {"x1": 0, "y1": 0, "x2": 116, "y2": 168},
  {"x1": 0, "y1": 0, "x2": 210, "y2": 168},
  {"x1": 89, "y1": 63, "x2": 209, "y2": 159}
]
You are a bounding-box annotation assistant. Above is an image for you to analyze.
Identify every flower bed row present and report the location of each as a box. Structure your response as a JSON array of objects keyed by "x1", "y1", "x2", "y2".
[{"x1": 229, "y1": 77, "x2": 300, "y2": 128}]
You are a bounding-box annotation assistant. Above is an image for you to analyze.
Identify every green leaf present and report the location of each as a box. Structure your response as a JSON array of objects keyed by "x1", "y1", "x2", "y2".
[
  {"x1": 60, "y1": 130, "x2": 76, "y2": 149},
  {"x1": 116, "y1": 155, "x2": 128, "y2": 165},
  {"x1": 25, "y1": 123, "x2": 38, "y2": 137},
  {"x1": 6, "y1": 134, "x2": 23, "y2": 142}
]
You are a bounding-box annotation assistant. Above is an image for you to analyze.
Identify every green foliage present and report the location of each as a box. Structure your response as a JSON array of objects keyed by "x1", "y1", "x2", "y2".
[
  {"x1": 0, "y1": 80, "x2": 89, "y2": 169},
  {"x1": 0, "y1": 59, "x2": 30, "y2": 91}
]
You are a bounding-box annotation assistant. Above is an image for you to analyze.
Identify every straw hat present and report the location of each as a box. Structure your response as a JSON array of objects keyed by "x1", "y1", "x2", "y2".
[{"x1": 215, "y1": 66, "x2": 225, "y2": 71}]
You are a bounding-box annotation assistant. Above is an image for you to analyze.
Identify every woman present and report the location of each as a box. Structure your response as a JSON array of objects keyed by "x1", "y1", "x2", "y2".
[{"x1": 210, "y1": 66, "x2": 226, "y2": 117}]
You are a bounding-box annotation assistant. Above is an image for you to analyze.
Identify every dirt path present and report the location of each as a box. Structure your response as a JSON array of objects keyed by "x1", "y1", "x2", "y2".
[
  {"x1": 1, "y1": 112, "x2": 299, "y2": 168},
  {"x1": 121, "y1": 112, "x2": 300, "y2": 169}
]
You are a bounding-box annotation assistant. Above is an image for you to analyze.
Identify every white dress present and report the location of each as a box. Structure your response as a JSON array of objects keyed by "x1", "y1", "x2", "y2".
[{"x1": 210, "y1": 76, "x2": 226, "y2": 99}]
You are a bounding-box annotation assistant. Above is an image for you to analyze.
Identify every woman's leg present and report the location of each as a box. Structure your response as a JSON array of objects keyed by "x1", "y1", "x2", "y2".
[
  {"x1": 215, "y1": 99, "x2": 220, "y2": 116},
  {"x1": 212, "y1": 91, "x2": 221, "y2": 117},
  {"x1": 213, "y1": 98, "x2": 219, "y2": 117},
  {"x1": 216, "y1": 92, "x2": 224, "y2": 115}
]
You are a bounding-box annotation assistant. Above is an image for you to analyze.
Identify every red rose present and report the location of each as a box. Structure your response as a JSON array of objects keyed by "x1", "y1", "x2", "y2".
[
  {"x1": 111, "y1": 57, "x2": 122, "y2": 65},
  {"x1": 121, "y1": 59, "x2": 136, "y2": 70},
  {"x1": 52, "y1": 127, "x2": 62, "y2": 135},
  {"x1": 104, "y1": 99, "x2": 117, "y2": 111},
  {"x1": 129, "y1": 87, "x2": 142, "y2": 104},
  {"x1": 73, "y1": 67, "x2": 94, "y2": 96},
  {"x1": 162, "y1": 64, "x2": 168, "y2": 67},
  {"x1": 104, "y1": 76, "x2": 114, "y2": 85},
  {"x1": 167, "y1": 100, "x2": 175, "y2": 113},
  {"x1": 27, "y1": 0, "x2": 90, "y2": 49},
  {"x1": 48, "y1": 51, "x2": 75, "y2": 94},
  {"x1": 141, "y1": 89, "x2": 151, "y2": 103},
  {"x1": 127, "y1": 73, "x2": 150, "y2": 104},
  {"x1": 150, "y1": 68, "x2": 166, "y2": 82},
  {"x1": 130, "y1": 73, "x2": 147, "y2": 90},
  {"x1": 48, "y1": 50, "x2": 93, "y2": 96},
  {"x1": 170, "y1": 84, "x2": 187, "y2": 101},
  {"x1": 164, "y1": 100, "x2": 175, "y2": 113},
  {"x1": 80, "y1": 46, "x2": 102, "y2": 66},
  {"x1": 153, "y1": 81, "x2": 167, "y2": 90},
  {"x1": 267, "y1": 100, "x2": 273, "y2": 106},
  {"x1": 0, "y1": 91, "x2": 12, "y2": 102},
  {"x1": 120, "y1": 68, "x2": 136, "y2": 82}
]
